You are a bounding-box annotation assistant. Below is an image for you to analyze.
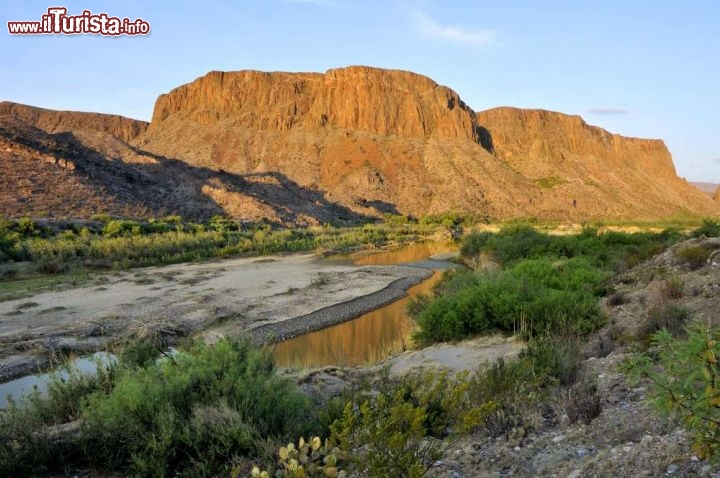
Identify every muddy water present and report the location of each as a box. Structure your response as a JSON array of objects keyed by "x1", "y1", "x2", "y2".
[{"x1": 272, "y1": 242, "x2": 457, "y2": 368}]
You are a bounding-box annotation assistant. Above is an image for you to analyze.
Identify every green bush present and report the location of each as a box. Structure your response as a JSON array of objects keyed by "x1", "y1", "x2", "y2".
[
  {"x1": 459, "y1": 226, "x2": 679, "y2": 272},
  {"x1": 0, "y1": 339, "x2": 315, "y2": 477},
  {"x1": 329, "y1": 371, "x2": 487, "y2": 478},
  {"x1": 626, "y1": 325, "x2": 720, "y2": 461},
  {"x1": 679, "y1": 245, "x2": 715, "y2": 270},
  {"x1": 636, "y1": 304, "x2": 690, "y2": 342},
  {"x1": 471, "y1": 336, "x2": 584, "y2": 436},
  {"x1": 0, "y1": 358, "x2": 118, "y2": 476},
  {"x1": 80, "y1": 339, "x2": 311, "y2": 475},
  {"x1": 693, "y1": 219, "x2": 720, "y2": 238},
  {"x1": 412, "y1": 258, "x2": 606, "y2": 344},
  {"x1": 119, "y1": 340, "x2": 163, "y2": 368},
  {"x1": 0, "y1": 216, "x2": 441, "y2": 273}
]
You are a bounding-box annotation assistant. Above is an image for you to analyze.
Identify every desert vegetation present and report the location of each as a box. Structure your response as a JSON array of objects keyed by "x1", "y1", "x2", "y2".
[
  {"x1": 0, "y1": 339, "x2": 491, "y2": 477},
  {"x1": 0, "y1": 214, "x2": 452, "y2": 284},
  {"x1": 411, "y1": 224, "x2": 685, "y2": 345},
  {"x1": 3, "y1": 219, "x2": 720, "y2": 476}
]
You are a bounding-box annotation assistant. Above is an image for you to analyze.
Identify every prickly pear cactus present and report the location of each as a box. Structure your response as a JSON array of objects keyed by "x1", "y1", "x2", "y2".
[{"x1": 252, "y1": 436, "x2": 346, "y2": 478}]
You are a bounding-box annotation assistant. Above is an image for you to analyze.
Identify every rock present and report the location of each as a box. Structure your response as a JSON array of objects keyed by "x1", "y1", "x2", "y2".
[
  {"x1": 0, "y1": 101, "x2": 147, "y2": 143},
  {"x1": 666, "y1": 464, "x2": 678, "y2": 475},
  {"x1": 138, "y1": 68, "x2": 720, "y2": 221},
  {"x1": 3, "y1": 65, "x2": 718, "y2": 223},
  {"x1": 641, "y1": 435, "x2": 654, "y2": 445},
  {"x1": 568, "y1": 470, "x2": 582, "y2": 478},
  {"x1": 552, "y1": 435, "x2": 566, "y2": 443}
]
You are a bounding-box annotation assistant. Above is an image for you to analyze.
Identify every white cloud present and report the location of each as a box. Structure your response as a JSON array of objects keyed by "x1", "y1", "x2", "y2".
[
  {"x1": 585, "y1": 108, "x2": 630, "y2": 115},
  {"x1": 415, "y1": 12, "x2": 495, "y2": 46}
]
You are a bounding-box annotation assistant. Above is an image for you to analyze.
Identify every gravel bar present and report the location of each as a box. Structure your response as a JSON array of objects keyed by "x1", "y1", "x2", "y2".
[{"x1": 248, "y1": 265, "x2": 433, "y2": 345}]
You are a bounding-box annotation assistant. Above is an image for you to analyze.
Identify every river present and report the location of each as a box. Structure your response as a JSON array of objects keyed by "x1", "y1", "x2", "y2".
[{"x1": 271, "y1": 242, "x2": 458, "y2": 367}]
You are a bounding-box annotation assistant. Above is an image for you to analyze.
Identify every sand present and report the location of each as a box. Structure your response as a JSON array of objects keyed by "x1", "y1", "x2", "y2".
[{"x1": 0, "y1": 253, "x2": 430, "y2": 381}]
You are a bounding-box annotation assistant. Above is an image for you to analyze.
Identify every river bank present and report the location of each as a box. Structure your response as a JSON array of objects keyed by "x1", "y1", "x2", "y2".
[{"x1": 0, "y1": 250, "x2": 434, "y2": 382}]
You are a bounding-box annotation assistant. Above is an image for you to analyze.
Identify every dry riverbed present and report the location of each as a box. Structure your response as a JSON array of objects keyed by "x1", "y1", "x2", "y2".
[{"x1": 0, "y1": 253, "x2": 430, "y2": 381}]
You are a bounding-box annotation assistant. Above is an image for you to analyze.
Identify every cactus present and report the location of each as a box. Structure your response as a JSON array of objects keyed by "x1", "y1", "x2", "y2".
[{"x1": 252, "y1": 436, "x2": 346, "y2": 478}]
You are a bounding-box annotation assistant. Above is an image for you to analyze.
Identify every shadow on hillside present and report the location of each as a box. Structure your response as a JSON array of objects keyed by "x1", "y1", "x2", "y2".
[
  {"x1": 476, "y1": 125, "x2": 494, "y2": 154},
  {"x1": 10, "y1": 124, "x2": 382, "y2": 224}
]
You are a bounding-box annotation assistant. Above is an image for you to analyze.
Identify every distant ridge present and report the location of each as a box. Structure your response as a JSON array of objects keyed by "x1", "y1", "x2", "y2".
[{"x1": 690, "y1": 182, "x2": 719, "y2": 195}]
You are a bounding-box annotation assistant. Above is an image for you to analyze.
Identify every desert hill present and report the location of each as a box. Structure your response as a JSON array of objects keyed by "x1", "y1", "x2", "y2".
[
  {"x1": 1, "y1": 66, "x2": 718, "y2": 222},
  {"x1": 0, "y1": 108, "x2": 367, "y2": 223}
]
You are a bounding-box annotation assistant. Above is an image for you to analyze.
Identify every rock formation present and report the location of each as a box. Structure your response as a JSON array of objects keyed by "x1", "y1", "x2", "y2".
[
  {"x1": 0, "y1": 101, "x2": 147, "y2": 143},
  {"x1": 1, "y1": 66, "x2": 718, "y2": 222}
]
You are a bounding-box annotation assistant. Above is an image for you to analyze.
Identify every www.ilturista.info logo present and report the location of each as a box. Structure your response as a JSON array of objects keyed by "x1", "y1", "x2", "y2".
[{"x1": 8, "y1": 7, "x2": 150, "y2": 36}]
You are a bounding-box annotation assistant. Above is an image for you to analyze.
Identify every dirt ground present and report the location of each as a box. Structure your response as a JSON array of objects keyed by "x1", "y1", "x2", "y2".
[{"x1": 0, "y1": 253, "x2": 426, "y2": 381}]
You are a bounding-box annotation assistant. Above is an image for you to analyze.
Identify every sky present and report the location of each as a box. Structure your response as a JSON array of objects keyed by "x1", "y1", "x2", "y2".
[{"x1": 1, "y1": 0, "x2": 718, "y2": 182}]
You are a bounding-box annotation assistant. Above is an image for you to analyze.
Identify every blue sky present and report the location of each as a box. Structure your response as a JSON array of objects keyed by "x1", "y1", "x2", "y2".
[{"x1": 1, "y1": 0, "x2": 718, "y2": 181}]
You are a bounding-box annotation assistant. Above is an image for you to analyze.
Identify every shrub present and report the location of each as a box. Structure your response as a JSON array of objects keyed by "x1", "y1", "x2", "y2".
[
  {"x1": 119, "y1": 340, "x2": 163, "y2": 368},
  {"x1": 0, "y1": 339, "x2": 315, "y2": 477},
  {"x1": 329, "y1": 371, "x2": 487, "y2": 478},
  {"x1": 0, "y1": 358, "x2": 118, "y2": 477},
  {"x1": 412, "y1": 258, "x2": 606, "y2": 344},
  {"x1": 36, "y1": 258, "x2": 70, "y2": 274},
  {"x1": 636, "y1": 304, "x2": 690, "y2": 342},
  {"x1": 459, "y1": 226, "x2": 679, "y2": 273},
  {"x1": 80, "y1": 339, "x2": 312, "y2": 475},
  {"x1": 626, "y1": 326, "x2": 720, "y2": 462},
  {"x1": 557, "y1": 377, "x2": 603, "y2": 424},
  {"x1": 679, "y1": 245, "x2": 714, "y2": 270},
  {"x1": 660, "y1": 276, "x2": 684, "y2": 300},
  {"x1": 607, "y1": 292, "x2": 628, "y2": 306},
  {"x1": 693, "y1": 219, "x2": 720, "y2": 238}
]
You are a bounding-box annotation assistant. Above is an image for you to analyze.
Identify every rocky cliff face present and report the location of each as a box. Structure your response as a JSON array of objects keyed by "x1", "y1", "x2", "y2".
[
  {"x1": 2, "y1": 66, "x2": 718, "y2": 222},
  {"x1": 475, "y1": 107, "x2": 677, "y2": 179},
  {"x1": 133, "y1": 66, "x2": 718, "y2": 221},
  {"x1": 149, "y1": 67, "x2": 479, "y2": 140},
  {"x1": 0, "y1": 101, "x2": 148, "y2": 143}
]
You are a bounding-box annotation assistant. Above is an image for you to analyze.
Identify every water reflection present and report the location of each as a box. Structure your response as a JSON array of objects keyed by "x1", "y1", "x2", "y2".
[
  {"x1": 272, "y1": 259, "x2": 447, "y2": 368},
  {"x1": 344, "y1": 242, "x2": 458, "y2": 266},
  {"x1": 0, "y1": 352, "x2": 115, "y2": 409}
]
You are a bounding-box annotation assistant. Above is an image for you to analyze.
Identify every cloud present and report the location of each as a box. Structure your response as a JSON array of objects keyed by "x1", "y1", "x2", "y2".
[
  {"x1": 584, "y1": 108, "x2": 630, "y2": 115},
  {"x1": 282, "y1": 0, "x2": 350, "y2": 7},
  {"x1": 415, "y1": 12, "x2": 495, "y2": 46}
]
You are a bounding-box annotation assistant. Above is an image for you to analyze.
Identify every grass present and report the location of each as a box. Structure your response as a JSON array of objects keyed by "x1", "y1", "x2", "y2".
[
  {"x1": 534, "y1": 176, "x2": 568, "y2": 189},
  {"x1": 678, "y1": 244, "x2": 716, "y2": 270}
]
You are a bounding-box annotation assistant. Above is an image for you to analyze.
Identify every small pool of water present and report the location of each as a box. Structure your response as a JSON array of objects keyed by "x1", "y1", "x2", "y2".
[
  {"x1": 0, "y1": 352, "x2": 115, "y2": 409},
  {"x1": 272, "y1": 242, "x2": 459, "y2": 368}
]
